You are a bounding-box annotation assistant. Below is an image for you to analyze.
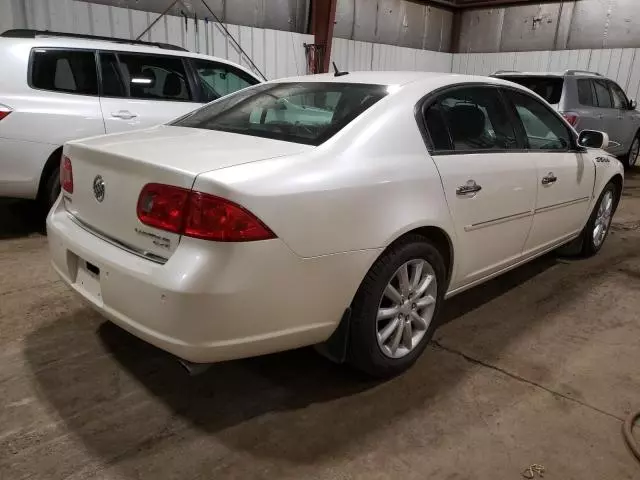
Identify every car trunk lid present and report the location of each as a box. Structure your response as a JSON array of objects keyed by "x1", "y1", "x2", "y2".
[{"x1": 63, "y1": 125, "x2": 311, "y2": 260}]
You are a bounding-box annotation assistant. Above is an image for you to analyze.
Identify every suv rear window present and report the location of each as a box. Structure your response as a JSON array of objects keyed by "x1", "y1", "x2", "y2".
[
  {"x1": 31, "y1": 49, "x2": 98, "y2": 95},
  {"x1": 173, "y1": 82, "x2": 388, "y2": 146},
  {"x1": 499, "y1": 76, "x2": 564, "y2": 104}
]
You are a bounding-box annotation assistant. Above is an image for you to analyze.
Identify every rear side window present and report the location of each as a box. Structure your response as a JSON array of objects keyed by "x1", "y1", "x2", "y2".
[
  {"x1": 426, "y1": 87, "x2": 517, "y2": 152},
  {"x1": 116, "y1": 53, "x2": 192, "y2": 101},
  {"x1": 593, "y1": 80, "x2": 613, "y2": 108},
  {"x1": 577, "y1": 79, "x2": 595, "y2": 106},
  {"x1": 609, "y1": 81, "x2": 629, "y2": 109},
  {"x1": 173, "y1": 82, "x2": 387, "y2": 146},
  {"x1": 31, "y1": 49, "x2": 98, "y2": 95},
  {"x1": 499, "y1": 76, "x2": 564, "y2": 104},
  {"x1": 192, "y1": 59, "x2": 258, "y2": 103},
  {"x1": 424, "y1": 103, "x2": 452, "y2": 150}
]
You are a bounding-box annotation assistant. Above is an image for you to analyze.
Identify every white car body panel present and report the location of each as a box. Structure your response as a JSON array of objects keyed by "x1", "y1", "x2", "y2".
[
  {"x1": 47, "y1": 71, "x2": 625, "y2": 364},
  {"x1": 0, "y1": 36, "x2": 260, "y2": 200}
]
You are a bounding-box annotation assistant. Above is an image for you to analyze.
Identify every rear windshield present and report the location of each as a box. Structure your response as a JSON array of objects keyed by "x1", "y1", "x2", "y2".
[
  {"x1": 172, "y1": 82, "x2": 388, "y2": 145},
  {"x1": 499, "y1": 76, "x2": 564, "y2": 104}
]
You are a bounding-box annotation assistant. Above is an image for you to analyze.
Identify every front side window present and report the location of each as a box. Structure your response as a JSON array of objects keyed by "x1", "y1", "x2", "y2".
[
  {"x1": 593, "y1": 80, "x2": 613, "y2": 108},
  {"x1": 192, "y1": 60, "x2": 258, "y2": 102},
  {"x1": 31, "y1": 49, "x2": 98, "y2": 95},
  {"x1": 173, "y1": 82, "x2": 387, "y2": 145},
  {"x1": 609, "y1": 81, "x2": 629, "y2": 109},
  {"x1": 505, "y1": 89, "x2": 571, "y2": 151},
  {"x1": 116, "y1": 53, "x2": 192, "y2": 101},
  {"x1": 577, "y1": 79, "x2": 595, "y2": 106},
  {"x1": 426, "y1": 87, "x2": 517, "y2": 151}
]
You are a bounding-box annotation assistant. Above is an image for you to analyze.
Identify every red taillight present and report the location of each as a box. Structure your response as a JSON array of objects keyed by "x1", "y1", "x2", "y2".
[
  {"x1": 561, "y1": 112, "x2": 579, "y2": 127},
  {"x1": 137, "y1": 183, "x2": 190, "y2": 234},
  {"x1": 136, "y1": 183, "x2": 276, "y2": 242},
  {"x1": 61, "y1": 155, "x2": 73, "y2": 193},
  {"x1": 185, "y1": 192, "x2": 275, "y2": 241},
  {"x1": 0, "y1": 110, "x2": 11, "y2": 121}
]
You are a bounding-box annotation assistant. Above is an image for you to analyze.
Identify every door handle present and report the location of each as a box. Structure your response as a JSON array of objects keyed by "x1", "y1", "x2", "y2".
[
  {"x1": 541, "y1": 172, "x2": 557, "y2": 185},
  {"x1": 456, "y1": 180, "x2": 482, "y2": 196},
  {"x1": 111, "y1": 110, "x2": 138, "y2": 120}
]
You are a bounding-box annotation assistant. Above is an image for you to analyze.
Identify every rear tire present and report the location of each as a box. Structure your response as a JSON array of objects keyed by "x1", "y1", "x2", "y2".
[
  {"x1": 579, "y1": 181, "x2": 618, "y2": 257},
  {"x1": 40, "y1": 165, "x2": 60, "y2": 213},
  {"x1": 347, "y1": 235, "x2": 446, "y2": 378}
]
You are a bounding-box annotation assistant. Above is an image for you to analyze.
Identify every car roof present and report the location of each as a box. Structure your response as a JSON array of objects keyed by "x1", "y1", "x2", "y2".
[
  {"x1": 0, "y1": 36, "x2": 261, "y2": 80},
  {"x1": 493, "y1": 71, "x2": 603, "y2": 79},
  {"x1": 267, "y1": 71, "x2": 530, "y2": 91}
]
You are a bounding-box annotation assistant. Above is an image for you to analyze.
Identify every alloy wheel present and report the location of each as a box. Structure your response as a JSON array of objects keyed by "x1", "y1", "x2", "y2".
[
  {"x1": 376, "y1": 259, "x2": 437, "y2": 359},
  {"x1": 593, "y1": 190, "x2": 614, "y2": 248}
]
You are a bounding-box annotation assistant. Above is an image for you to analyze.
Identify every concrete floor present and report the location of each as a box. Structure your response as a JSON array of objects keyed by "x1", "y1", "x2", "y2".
[{"x1": 1, "y1": 171, "x2": 640, "y2": 480}]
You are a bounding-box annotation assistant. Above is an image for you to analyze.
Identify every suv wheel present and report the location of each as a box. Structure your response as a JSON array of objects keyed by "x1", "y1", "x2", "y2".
[
  {"x1": 347, "y1": 235, "x2": 445, "y2": 377},
  {"x1": 625, "y1": 134, "x2": 640, "y2": 170},
  {"x1": 41, "y1": 165, "x2": 60, "y2": 213}
]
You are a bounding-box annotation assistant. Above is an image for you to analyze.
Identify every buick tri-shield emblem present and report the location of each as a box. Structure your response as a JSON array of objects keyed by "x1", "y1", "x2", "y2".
[{"x1": 93, "y1": 175, "x2": 105, "y2": 202}]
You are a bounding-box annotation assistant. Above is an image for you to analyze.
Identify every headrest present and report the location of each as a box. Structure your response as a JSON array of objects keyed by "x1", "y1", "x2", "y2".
[
  {"x1": 448, "y1": 104, "x2": 486, "y2": 140},
  {"x1": 163, "y1": 73, "x2": 182, "y2": 96}
]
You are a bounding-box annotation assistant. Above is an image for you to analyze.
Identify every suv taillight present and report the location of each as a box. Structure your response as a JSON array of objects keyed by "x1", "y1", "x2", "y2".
[
  {"x1": 561, "y1": 112, "x2": 579, "y2": 127},
  {"x1": 137, "y1": 183, "x2": 275, "y2": 242},
  {"x1": 61, "y1": 156, "x2": 73, "y2": 193}
]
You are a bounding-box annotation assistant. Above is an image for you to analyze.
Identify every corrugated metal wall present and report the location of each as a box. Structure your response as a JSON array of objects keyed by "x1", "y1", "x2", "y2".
[
  {"x1": 457, "y1": 0, "x2": 640, "y2": 53},
  {"x1": 0, "y1": 0, "x2": 454, "y2": 77},
  {"x1": 331, "y1": 38, "x2": 452, "y2": 72},
  {"x1": 334, "y1": 0, "x2": 453, "y2": 52},
  {"x1": 453, "y1": 48, "x2": 640, "y2": 100}
]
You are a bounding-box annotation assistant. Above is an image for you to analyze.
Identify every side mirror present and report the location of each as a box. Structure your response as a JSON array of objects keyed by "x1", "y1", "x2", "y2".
[
  {"x1": 578, "y1": 130, "x2": 609, "y2": 149},
  {"x1": 630, "y1": 99, "x2": 637, "y2": 110}
]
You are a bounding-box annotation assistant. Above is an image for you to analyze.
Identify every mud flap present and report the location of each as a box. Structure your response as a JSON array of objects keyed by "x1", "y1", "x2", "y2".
[{"x1": 314, "y1": 308, "x2": 351, "y2": 364}]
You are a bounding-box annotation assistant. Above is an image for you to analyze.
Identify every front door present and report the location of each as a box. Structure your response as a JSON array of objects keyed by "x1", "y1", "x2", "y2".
[
  {"x1": 422, "y1": 86, "x2": 537, "y2": 288},
  {"x1": 98, "y1": 52, "x2": 202, "y2": 134},
  {"x1": 502, "y1": 88, "x2": 595, "y2": 254},
  {"x1": 608, "y1": 80, "x2": 639, "y2": 155}
]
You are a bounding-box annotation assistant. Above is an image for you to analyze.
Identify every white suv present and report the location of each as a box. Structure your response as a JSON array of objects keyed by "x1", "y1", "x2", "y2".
[{"x1": 0, "y1": 29, "x2": 261, "y2": 209}]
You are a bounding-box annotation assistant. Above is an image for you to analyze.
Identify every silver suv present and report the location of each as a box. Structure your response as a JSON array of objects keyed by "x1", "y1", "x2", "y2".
[{"x1": 493, "y1": 70, "x2": 640, "y2": 169}]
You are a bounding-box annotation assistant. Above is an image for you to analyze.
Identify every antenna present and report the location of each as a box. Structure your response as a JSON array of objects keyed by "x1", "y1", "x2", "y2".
[{"x1": 332, "y1": 61, "x2": 349, "y2": 77}]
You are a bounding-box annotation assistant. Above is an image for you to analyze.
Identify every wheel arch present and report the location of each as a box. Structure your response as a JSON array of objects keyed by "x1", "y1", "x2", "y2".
[
  {"x1": 383, "y1": 225, "x2": 455, "y2": 290},
  {"x1": 609, "y1": 173, "x2": 624, "y2": 210}
]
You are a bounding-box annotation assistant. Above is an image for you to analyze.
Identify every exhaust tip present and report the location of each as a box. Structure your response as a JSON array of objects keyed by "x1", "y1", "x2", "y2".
[{"x1": 177, "y1": 358, "x2": 212, "y2": 376}]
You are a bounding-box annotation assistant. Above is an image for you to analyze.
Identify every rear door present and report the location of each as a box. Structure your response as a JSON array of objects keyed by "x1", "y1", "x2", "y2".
[
  {"x1": 98, "y1": 51, "x2": 202, "y2": 134},
  {"x1": 422, "y1": 86, "x2": 537, "y2": 287},
  {"x1": 574, "y1": 78, "x2": 604, "y2": 133},
  {"x1": 502, "y1": 88, "x2": 595, "y2": 254},
  {"x1": 592, "y1": 78, "x2": 623, "y2": 154}
]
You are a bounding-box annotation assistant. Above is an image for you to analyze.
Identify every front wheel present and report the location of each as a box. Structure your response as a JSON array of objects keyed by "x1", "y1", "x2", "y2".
[
  {"x1": 347, "y1": 235, "x2": 446, "y2": 377},
  {"x1": 580, "y1": 182, "x2": 618, "y2": 257}
]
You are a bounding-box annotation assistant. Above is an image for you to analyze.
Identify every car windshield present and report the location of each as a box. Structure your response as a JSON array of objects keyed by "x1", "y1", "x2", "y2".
[
  {"x1": 500, "y1": 76, "x2": 564, "y2": 104},
  {"x1": 172, "y1": 82, "x2": 388, "y2": 145}
]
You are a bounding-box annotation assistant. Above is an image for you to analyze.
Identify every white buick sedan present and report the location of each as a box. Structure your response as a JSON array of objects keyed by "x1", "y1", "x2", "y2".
[{"x1": 47, "y1": 72, "x2": 623, "y2": 377}]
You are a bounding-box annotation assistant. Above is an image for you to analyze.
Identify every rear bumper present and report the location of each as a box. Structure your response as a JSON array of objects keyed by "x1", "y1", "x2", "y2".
[{"x1": 46, "y1": 198, "x2": 379, "y2": 363}]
